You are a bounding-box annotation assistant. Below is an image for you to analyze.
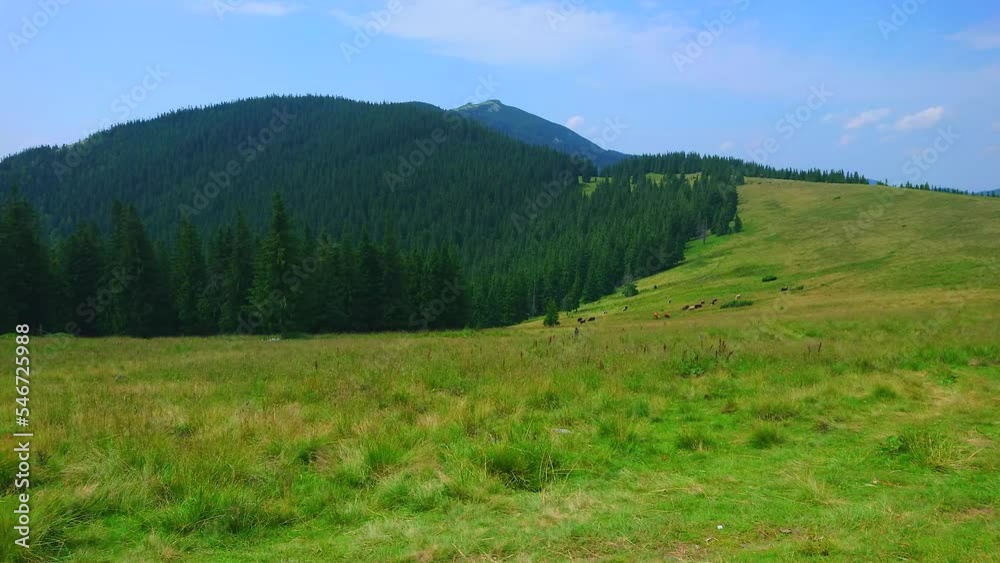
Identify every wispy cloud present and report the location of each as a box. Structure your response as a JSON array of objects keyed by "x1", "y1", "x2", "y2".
[
  {"x1": 194, "y1": 1, "x2": 297, "y2": 17},
  {"x1": 947, "y1": 24, "x2": 1000, "y2": 50},
  {"x1": 565, "y1": 115, "x2": 585, "y2": 130},
  {"x1": 839, "y1": 134, "x2": 854, "y2": 146},
  {"x1": 894, "y1": 106, "x2": 945, "y2": 132},
  {"x1": 719, "y1": 140, "x2": 734, "y2": 152},
  {"x1": 844, "y1": 108, "x2": 891, "y2": 130},
  {"x1": 330, "y1": 0, "x2": 638, "y2": 66},
  {"x1": 240, "y1": 2, "x2": 295, "y2": 16},
  {"x1": 821, "y1": 111, "x2": 847, "y2": 124}
]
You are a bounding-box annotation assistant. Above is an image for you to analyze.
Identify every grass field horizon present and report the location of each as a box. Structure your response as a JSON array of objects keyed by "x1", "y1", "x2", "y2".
[{"x1": 3, "y1": 179, "x2": 998, "y2": 561}]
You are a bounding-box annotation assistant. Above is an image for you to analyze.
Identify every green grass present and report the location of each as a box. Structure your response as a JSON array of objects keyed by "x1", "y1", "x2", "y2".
[{"x1": 1, "y1": 179, "x2": 998, "y2": 561}]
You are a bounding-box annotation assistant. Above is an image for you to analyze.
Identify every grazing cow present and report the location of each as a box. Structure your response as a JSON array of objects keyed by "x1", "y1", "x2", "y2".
[
  {"x1": 653, "y1": 285, "x2": 658, "y2": 290},
  {"x1": 622, "y1": 306, "x2": 628, "y2": 312},
  {"x1": 736, "y1": 294, "x2": 742, "y2": 300},
  {"x1": 577, "y1": 317, "x2": 584, "y2": 323},
  {"x1": 588, "y1": 317, "x2": 596, "y2": 322},
  {"x1": 663, "y1": 312, "x2": 671, "y2": 319},
  {"x1": 694, "y1": 303, "x2": 703, "y2": 309},
  {"x1": 711, "y1": 298, "x2": 718, "y2": 305},
  {"x1": 653, "y1": 312, "x2": 660, "y2": 320},
  {"x1": 602, "y1": 310, "x2": 607, "y2": 315},
  {"x1": 682, "y1": 305, "x2": 690, "y2": 311},
  {"x1": 668, "y1": 299, "x2": 672, "y2": 304},
  {"x1": 700, "y1": 300, "x2": 706, "y2": 305},
  {"x1": 781, "y1": 287, "x2": 789, "y2": 292}
]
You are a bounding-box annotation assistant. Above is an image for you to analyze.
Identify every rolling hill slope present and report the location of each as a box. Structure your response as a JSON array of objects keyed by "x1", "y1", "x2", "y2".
[{"x1": 549, "y1": 177, "x2": 1000, "y2": 328}]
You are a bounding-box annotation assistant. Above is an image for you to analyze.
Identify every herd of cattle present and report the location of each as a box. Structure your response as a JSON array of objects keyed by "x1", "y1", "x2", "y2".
[{"x1": 574, "y1": 293, "x2": 748, "y2": 324}]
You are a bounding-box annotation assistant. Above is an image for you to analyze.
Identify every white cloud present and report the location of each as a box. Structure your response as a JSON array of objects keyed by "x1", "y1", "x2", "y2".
[
  {"x1": 327, "y1": 0, "x2": 1000, "y2": 104},
  {"x1": 195, "y1": 1, "x2": 296, "y2": 17},
  {"x1": 947, "y1": 26, "x2": 1000, "y2": 50},
  {"x1": 821, "y1": 111, "x2": 847, "y2": 124},
  {"x1": 241, "y1": 2, "x2": 294, "y2": 16},
  {"x1": 565, "y1": 115, "x2": 585, "y2": 130},
  {"x1": 330, "y1": 0, "x2": 644, "y2": 66},
  {"x1": 894, "y1": 106, "x2": 945, "y2": 132},
  {"x1": 719, "y1": 140, "x2": 734, "y2": 151},
  {"x1": 839, "y1": 134, "x2": 854, "y2": 146},
  {"x1": 844, "y1": 108, "x2": 891, "y2": 130}
]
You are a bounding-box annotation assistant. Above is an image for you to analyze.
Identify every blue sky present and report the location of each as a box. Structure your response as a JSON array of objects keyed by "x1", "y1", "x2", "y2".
[{"x1": 2, "y1": 0, "x2": 998, "y2": 190}]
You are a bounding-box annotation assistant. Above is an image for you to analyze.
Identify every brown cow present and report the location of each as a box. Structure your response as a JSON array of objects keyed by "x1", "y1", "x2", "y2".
[
  {"x1": 653, "y1": 312, "x2": 660, "y2": 319},
  {"x1": 663, "y1": 313, "x2": 671, "y2": 319},
  {"x1": 588, "y1": 317, "x2": 596, "y2": 322}
]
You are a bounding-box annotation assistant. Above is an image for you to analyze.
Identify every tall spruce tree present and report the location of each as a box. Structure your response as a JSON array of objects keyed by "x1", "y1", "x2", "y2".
[
  {"x1": 250, "y1": 193, "x2": 300, "y2": 334},
  {"x1": 173, "y1": 217, "x2": 207, "y2": 335}
]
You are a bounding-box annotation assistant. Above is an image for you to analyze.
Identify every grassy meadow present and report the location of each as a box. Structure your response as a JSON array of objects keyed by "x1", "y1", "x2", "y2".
[{"x1": 2, "y1": 179, "x2": 998, "y2": 561}]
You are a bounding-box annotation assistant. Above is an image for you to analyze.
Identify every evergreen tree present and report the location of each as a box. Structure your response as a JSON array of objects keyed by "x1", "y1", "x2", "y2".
[
  {"x1": 173, "y1": 217, "x2": 207, "y2": 334},
  {"x1": 0, "y1": 190, "x2": 51, "y2": 331},
  {"x1": 249, "y1": 193, "x2": 299, "y2": 334},
  {"x1": 220, "y1": 211, "x2": 255, "y2": 333},
  {"x1": 59, "y1": 222, "x2": 105, "y2": 336}
]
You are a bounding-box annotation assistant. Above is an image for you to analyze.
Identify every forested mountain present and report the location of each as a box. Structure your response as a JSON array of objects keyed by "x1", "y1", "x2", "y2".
[
  {"x1": 453, "y1": 99, "x2": 629, "y2": 169},
  {"x1": 0, "y1": 96, "x2": 597, "y2": 239},
  {"x1": 0, "y1": 95, "x2": 741, "y2": 336}
]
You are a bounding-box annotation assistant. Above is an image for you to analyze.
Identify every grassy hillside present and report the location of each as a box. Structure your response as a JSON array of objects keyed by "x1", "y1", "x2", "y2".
[
  {"x1": 2, "y1": 179, "x2": 998, "y2": 561},
  {"x1": 566, "y1": 178, "x2": 1000, "y2": 323}
]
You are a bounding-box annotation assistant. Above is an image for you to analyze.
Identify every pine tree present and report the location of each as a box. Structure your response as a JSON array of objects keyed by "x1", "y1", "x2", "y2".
[
  {"x1": 354, "y1": 227, "x2": 384, "y2": 331},
  {"x1": 59, "y1": 222, "x2": 105, "y2": 336},
  {"x1": 250, "y1": 193, "x2": 299, "y2": 334},
  {"x1": 220, "y1": 211, "x2": 254, "y2": 333},
  {"x1": 107, "y1": 203, "x2": 172, "y2": 336},
  {"x1": 0, "y1": 190, "x2": 51, "y2": 331},
  {"x1": 173, "y1": 217, "x2": 207, "y2": 334}
]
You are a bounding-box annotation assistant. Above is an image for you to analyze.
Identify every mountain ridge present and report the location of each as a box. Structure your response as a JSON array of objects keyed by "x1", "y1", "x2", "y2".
[{"x1": 452, "y1": 99, "x2": 629, "y2": 169}]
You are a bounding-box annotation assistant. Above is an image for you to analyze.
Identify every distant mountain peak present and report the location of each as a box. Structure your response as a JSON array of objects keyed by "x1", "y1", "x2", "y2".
[
  {"x1": 452, "y1": 100, "x2": 628, "y2": 169},
  {"x1": 456, "y1": 99, "x2": 504, "y2": 113}
]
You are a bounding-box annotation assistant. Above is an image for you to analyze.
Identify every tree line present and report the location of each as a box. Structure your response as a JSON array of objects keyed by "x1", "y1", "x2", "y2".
[
  {"x1": 1, "y1": 164, "x2": 740, "y2": 336},
  {"x1": 603, "y1": 152, "x2": 871, "y2": 185}
]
